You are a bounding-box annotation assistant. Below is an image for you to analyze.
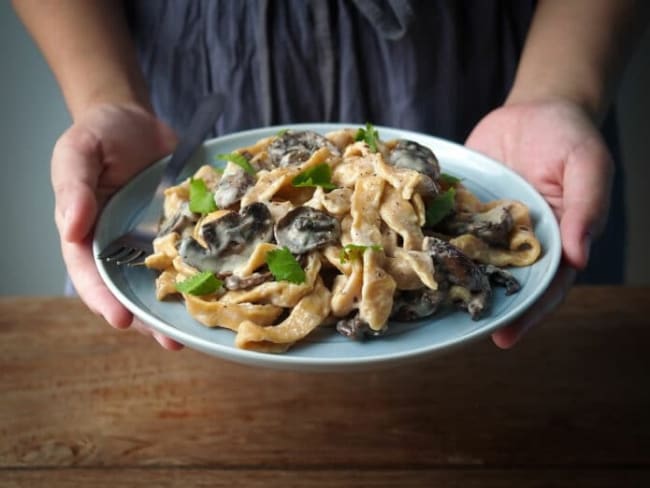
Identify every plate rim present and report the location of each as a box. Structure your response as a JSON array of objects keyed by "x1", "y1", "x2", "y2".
[{"x1": 94, "y1": 123, "x2": 562, "y2": 371}]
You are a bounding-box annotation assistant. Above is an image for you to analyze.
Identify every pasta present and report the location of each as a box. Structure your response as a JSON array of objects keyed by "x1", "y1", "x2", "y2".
[{"x1": 145, "y1": 127, "x2": 542, "y2": 352}]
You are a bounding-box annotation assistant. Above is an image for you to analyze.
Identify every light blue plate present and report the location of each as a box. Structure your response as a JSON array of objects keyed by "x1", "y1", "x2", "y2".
[{"x1": 94, "y1": 123, "x2": 561, "y2": 371}]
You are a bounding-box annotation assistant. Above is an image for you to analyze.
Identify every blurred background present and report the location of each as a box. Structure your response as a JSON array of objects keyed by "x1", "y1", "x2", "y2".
[{"x1": 1, "y1": 3, "x2": 648, "y2": 295}]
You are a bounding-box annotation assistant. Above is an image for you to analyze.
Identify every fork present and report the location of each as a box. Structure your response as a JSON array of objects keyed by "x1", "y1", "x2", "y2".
[{"x1": 97, "y1": 92, "x2": 226, "y2": 265}]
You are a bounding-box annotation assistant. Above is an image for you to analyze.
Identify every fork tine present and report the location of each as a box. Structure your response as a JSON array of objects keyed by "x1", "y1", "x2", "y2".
[
  {"x1": 111, "y1": 248, "x2": 139, "y2": 264},
  {"x1": 102, "y1": 247, "x2": 133, "y2": 262},
  {"x1": 97, "y1": 241, "x2": 128, "y2": 260},
  {"x1": 117, "y1": 250, "x2": 146, "y2": 266},
  {"x1": 97, "y1": 93, "x2": 224, "y2": 266}
]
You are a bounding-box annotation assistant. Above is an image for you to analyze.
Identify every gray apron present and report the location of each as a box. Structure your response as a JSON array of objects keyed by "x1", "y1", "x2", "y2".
[{"x1": 122, "y1": 0, "x2": 625, "y2": 284}]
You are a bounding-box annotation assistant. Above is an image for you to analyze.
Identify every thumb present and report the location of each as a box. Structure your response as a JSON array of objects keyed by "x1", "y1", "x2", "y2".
[
  {"x1": 51, "y1": 127, "x2": 103, "y2": 242},
  {"x1": 560, "y1": 139, "x2": 613, "y2": 269}
]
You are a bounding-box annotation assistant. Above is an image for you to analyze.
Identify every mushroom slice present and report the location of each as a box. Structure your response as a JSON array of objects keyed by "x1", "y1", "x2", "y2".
[
  {"x1": 441, "y1": 204, "x2": 514, "y2": 248},
  {"x1": 274, "y1": 206, "x2": 341, "y2": 254},
  {"x1": 157, "y1": 202, "x2": 197, "y2": 237},
  {"x1": 179, "y1": 202, "x2": 273, "y2": 274},
  {"x1": 213, "y1": 152, "x2": 256, "y2": 209},
  {"x1": 423, "y1": 236, "x2": 492, "y2": 320},
  {"x1": 479, "y1": 264, "x2": 521, "y2": 295},
  {"x1": 448, "y1": 285, "x2": 492, "y2": 321},
  {"x1": 336, "y1": 314, "x2": 386, "y2": 340},
  {"x1": 389, "y1": 139, "x2": 441, "y2": 181},
  {"x1": 268, "y1": 130, "x2": 340, "y2": 167},
  {"x1": 391, "y1": 288, "x2": 446, "y2": 321},
  {"x1": 423, "y1": 236, "x2": 486, "y2": 292},
  {"x1": 223, "y1": 271, "x2": 273, "y2": 291},
  {"x1": 202, "y1": 202, "x2": 273, "y2": 254}
]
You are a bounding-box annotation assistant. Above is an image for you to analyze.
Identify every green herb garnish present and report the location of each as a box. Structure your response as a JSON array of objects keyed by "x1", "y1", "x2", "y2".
[
  {"x1": 175, "y1": 271, "x2": 223, "y2": 296},
  {"x1": 439, "y1": 172, "x2": 461, "y2": 186},
  {"x1": 265, "y1": 247, "x2": 306, "y2": 284},
  {"x1": 291, "y1": 163, "x2": 336, "y2": 190},
  {"x1": 189, "y1": 177, "x2": 218, "y2": 214},
  {"x1": 216, "y1": 152, "x2": 256, "y2": 176},
  {"x1": 425, "y1": 187, "x2": 456, "y2": 227},
  {"x1": 354, "y1": 122, "x2": 379, "y2": 152},
  {"x1": 276, "y1": 128, "x2": 289, "y2": 137},
  {"x1": 339, "y1": 244, "x2": 383, "y2": 264}
]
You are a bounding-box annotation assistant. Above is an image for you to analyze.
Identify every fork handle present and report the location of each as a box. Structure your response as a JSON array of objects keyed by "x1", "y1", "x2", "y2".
[
  {"x1": 135, "y1": 92, "x2": 226, "y2": 234},
  {"x1": 158, "y1": 92, "x2": 226, "y2": 191}
]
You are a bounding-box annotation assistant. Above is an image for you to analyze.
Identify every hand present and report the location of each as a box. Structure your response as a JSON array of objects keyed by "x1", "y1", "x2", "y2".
[
  {"x1": 465, "y1": 98, "x2": 614, "y2": 348},
  {"x1": 53, "y1": 103, "x2": 183, "y2": 350}
]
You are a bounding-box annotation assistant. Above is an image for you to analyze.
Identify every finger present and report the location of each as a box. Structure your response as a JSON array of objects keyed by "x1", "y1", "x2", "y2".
[
  {"x1": 491, "y1": 266, "x2": 576, "y2": 349},
  {"x1": 132, "y1": 318, "x2": 184, "y2": 351},
  {"x1": 153, "y1": 333, "x2": 185, "y2": 351},
  {"x1": 61, "y1": 236, "x2": 133, "y2": 329},
  {"x1": 560, "y1": 140, "x2": 613, "y2": 269},
  {"x1": 52, "y1": 127, "x2": 103, "y2": 242}
]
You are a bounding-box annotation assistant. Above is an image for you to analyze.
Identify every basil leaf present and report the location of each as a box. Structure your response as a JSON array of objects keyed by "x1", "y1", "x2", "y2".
[
  {"x1": 189, "y1": 177, "x2": 218, "y2": 214},
  {"x1": 216, "y1": 152, "x2": 256, "y2": 176},
  {"x1": 425, "y1": 187, "x2": 456, "y2": 227},
  {"x1": 291, "y1": 163, "x2": 337, "y2": 190},
  {"x1": 265, "y1": 247, "x2": 306, "y2": 284},
  {"x1": 439, "y1": 172, "x2": 461, "y2": 186},
  {"x1": 354, "y1": 122, "x2": 379, "y2": 152},
  {"x1": 175, "y1": 271, "x2": 223, "y2": 295}
]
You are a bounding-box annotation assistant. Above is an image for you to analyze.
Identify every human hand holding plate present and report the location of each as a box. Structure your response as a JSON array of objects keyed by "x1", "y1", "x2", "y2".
[
  {"x1": 466, "y1": 99, "x2": 613, "y2": 348},
  {"x1": 52, "y1": 103, "x2": 180, "y2": 349}
]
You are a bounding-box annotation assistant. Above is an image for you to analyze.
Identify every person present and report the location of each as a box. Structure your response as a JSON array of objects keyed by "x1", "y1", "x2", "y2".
[{"x1": 12, "y1": 0, "x2": 648, "y2": 351}]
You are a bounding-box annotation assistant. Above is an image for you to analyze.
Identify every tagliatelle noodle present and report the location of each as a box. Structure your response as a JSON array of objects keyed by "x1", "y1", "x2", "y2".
[
  {"x1": 450, "y1": 232, "x2": 541, "y2": 267},
  {"x1": 370, "y1": 148, "x2": 429, "y2": 201},
  {"x1": 321, "y1": 187, "x2": 353, "y2": 215},
  {"x1": 240, "y1": 147, "x2": 334, "y2": 207},
  {"x1": 193, "y1": 164, "x2": 222, "y2": 188},
  {"x1": 450, "y1": 187, "x2": 542, "y2": 266},
  {"x1": 240, "y1": 135, "x2": 276, "y2": 156},
  {"x1": 321, "y1": 245, "x2": 352, "y2": 275},
  {"x1": 172, "y1": 255, "x2": 199, "y2": 277},
  {"x1": 359, "y1": 249, "x2": 396, "y2": 330},
  {"x1": 303, "y1": 186, "x2": 326, "y2": 211},
  {"x1": 239, "y1": 169, "x2": 293, "y2": 207},
  {"x1": 384, "y1": 249, "x2": 438, "y2": 291},
  {"x1": 235, "y1": 242, "x2": 278, "y2": 277},
  {"x1": 349, "y1": 175, "x2": 385, "y2": 245},
  {"x1": 379, "y1": 185, "x2": 424, "y2": 251},
  {"x1": 145, "y1": 232, "x2": 180, "y2": 271},
  {"x1": 325, "y1": 128, "x2": 357, "y2": 151},
  {"x1": 411, "y1": 193, "x2": 427, "y2": 227},
  {"x1": 330, "y1": 258, "x2": 363, "y2": 317},
  {"x1": 155, "y1": 270, "x2": 179, "y2": 300},
  {"x1": 265, "y1": 200, "x2": 295, "y2": 222},
  {"x1": 331, "y1": 143, "x2": 375, "y2": 188},
  {"x1": 304, "y1": 186, "x2": 353, "y2": 217},
  {"x1": 379, "y1": 224, "x2": 399, "y2": 257},
  {"x1": 184, "y1": 293, "x2": 284, "y2": 331},
  {"x1": 235, "y1": 278, "x2": 332, "y2": 352},
  {"x1": 219, "y1": 253, "x2": 321, "y2": 307}
]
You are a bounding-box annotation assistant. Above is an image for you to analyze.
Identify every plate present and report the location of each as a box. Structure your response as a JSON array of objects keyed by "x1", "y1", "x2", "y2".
[{"x1": 94, "y1": 123, "x2": 561, "y2": 371}]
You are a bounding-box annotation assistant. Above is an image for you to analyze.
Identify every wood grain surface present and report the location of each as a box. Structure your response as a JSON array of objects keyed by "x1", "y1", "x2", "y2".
[{"x1": 1, "y1": 287, "x2": 649, "y2": 487}]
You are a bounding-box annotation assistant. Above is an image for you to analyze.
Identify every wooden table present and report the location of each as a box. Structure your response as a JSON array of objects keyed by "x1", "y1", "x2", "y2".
[{"x1": 1, "y1": 287, "x2": 649, "y2": 487}]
